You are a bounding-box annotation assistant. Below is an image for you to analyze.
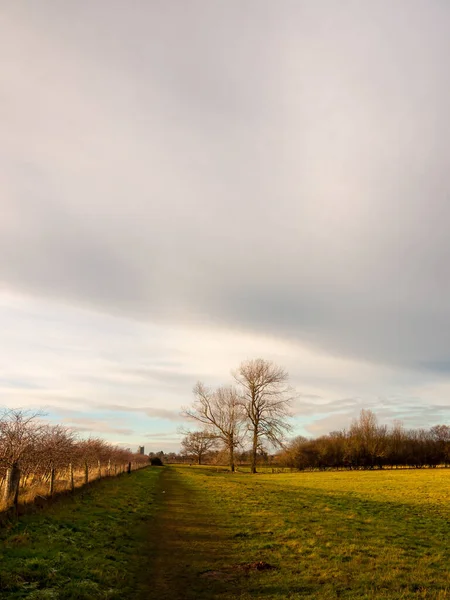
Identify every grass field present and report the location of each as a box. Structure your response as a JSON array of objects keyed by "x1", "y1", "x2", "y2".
[
  {"x1": 0, "y1": 468, "x2": 160, "y2": 599},
  {"x1": 2, "y1": 465, "x2": 450, "y2": 599},
  {"x1": 169, "y1": 466, "x2": 450, "y2": 599}
]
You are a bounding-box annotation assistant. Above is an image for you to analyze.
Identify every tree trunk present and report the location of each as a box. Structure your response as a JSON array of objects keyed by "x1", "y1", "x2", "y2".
[
  {"x1": 230, "y1": 444, "x2": 235, "y2": 472},
  {"x1": 251, "y1": 429, "x2": 258, "y2": 474},
  {"x1": 3, "y1": 463, "x2": 21, "y2": 510},
  {"x1": 127, "y1": 462, "x2": 132, "y2": 474},
  {"x1": 49, "y1": 468, "x2": 55, "y2": 497}
]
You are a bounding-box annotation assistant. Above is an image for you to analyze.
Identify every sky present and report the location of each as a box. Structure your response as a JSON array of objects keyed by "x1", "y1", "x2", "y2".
[{"x1": 1, "y1": 1, "x2": 450, "y2": 452}]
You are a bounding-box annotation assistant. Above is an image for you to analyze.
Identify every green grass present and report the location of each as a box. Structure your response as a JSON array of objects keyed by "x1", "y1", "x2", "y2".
[
  {"x1": 161, "y1": 466, "x2": 450, "y2": 599},
  {"x1": 3, "y1": 465, "x2": 450, "y2": 599},
  {"x1": 0, "y1": 468, "x2": 161, "y2": 599}
]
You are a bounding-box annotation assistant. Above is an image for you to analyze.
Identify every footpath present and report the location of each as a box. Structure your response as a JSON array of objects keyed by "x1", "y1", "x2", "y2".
[{"x1": 140, "y1": 467, "x2": 237, "y2": 600}]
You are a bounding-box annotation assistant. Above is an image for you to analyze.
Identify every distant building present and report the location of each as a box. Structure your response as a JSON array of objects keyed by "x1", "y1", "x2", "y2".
[{"x1": 138, "y1": 446, "x2": 145, "y2": 455}]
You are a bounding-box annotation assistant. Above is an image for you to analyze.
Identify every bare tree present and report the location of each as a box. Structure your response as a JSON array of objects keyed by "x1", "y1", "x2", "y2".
[
  {"x1": 349, "y1": 409, "x2": 388, "y2": 468},
  {"x1": 0, "y1": 408, "x2": 150, "y2": 511},
  {"x1": 0, "y1": 409, "x2": 45, "y2": 469},
  {"x1": 182, "y1": 383, "x2": 244, "y2": 472},
  {"x1": 233, "y1": 358, "x2": 293, "y2": 473},
  {"x1": 180, "y1": 430, "x2": 217, "y2": 465}
]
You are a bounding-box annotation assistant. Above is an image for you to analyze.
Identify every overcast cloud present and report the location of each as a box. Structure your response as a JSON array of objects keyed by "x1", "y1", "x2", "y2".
[{"x1": 1, "y1": 1, "x2": 450, "y2": 450}]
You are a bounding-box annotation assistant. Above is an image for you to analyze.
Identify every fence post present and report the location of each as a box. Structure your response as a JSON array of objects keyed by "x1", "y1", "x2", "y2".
[
  {"x1": 127, "y1": 462, "x2": 132, "y2": 474},
  {"x1": 69, "y1": 463, "x2": 75, "y2": 492},
  {"x1": 107, "y1": 459, "x2": 111, "y2": 476},
  {"x1": 3, "y1": 463, "x2": 21, "y2": 510},
  {"x1": 49, "y1": 468, "x2": 55, "y2": 497},
  {"x1": 84, "y1": 462, "x2": 89, "y2": 485},
  {"x1": 97, "y1": 460, "x2": 101, "y2": 479}
]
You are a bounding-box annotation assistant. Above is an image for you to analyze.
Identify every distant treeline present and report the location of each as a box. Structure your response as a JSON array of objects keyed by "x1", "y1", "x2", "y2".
[{"x1": 280, "y1": 409, "x2": 450, "y2": 470}]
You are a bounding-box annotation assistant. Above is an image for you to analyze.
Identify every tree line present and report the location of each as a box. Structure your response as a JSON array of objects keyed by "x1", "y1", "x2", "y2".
[
  {"x1": 281, "y1": 409, "x2": 450, "y2": 470},
  {"x1": 0, "y1": 409, "x2": 149, "y2": 512},
  {"x1": 181, "y1": 370, "x2": 450, "y2": 471},
  {"x1": 182, "y1": 358, "x2": 294, "y2": 472}
]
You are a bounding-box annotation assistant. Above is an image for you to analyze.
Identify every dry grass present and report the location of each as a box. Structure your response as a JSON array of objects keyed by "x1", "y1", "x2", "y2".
[{"x1": 0, "y1": 464, "x2": 134, "y2": 513}]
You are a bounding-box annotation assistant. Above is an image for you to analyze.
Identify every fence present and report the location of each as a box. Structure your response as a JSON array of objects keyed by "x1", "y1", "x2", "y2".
[{"x1": 0, "y1": 409, "x2": 149, "y2": 512}]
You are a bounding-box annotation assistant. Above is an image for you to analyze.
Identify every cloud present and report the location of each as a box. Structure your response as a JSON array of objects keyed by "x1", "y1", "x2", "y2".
[
  {"x1": 2, "y1": 2, "x2": 450, "y2": 450},
  {"x1": 292, "y1": 397, "x2": 360, "y2": 417},
  {"x1": 1, "y1": 1, "x2": 450, "y2": 373},
  {"x1": 111, "y1": 367, "x2": 197, "y2": 388},
  {"x1": 1, "y1": 288, "x2": 449, "y2": 449},
  {"x1": 57, "y1": 416, "x2": 135, "y2": 436},
  {"x1": 296, "y1": 393, "x2": 323, "y2": 401},
  {"x1": 143, "y1": 431, "x2": 179, "y2": 439},
  {"x1": 102, "y1": 404, "x2": 185, "y2": 423},
  {"x1": 68, "y1": 424, "x2": 134, "y2": 436}
]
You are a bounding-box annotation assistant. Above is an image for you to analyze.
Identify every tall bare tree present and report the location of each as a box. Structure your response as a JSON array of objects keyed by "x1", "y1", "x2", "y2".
[
  {"x1": 182, "y1": 383, "x2": 244, "y2": 472},
  {"x1": 349, "y1": 409, "x2": 388, "y2": 468},
  {"x1": 180, "y1": 430, "x2": 217, "y2": 465},
  {"x1": 234, "y1": 358, "x2": 293, "y2": 473}
]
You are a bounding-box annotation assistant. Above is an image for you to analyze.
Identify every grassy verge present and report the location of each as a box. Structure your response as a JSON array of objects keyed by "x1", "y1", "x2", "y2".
[
  {"x1": 3, "y1": 465, "x2": 450, "y2": 599},
  {"x1": 164, "y1": 466, "x2": 450, "y2": 599},
  {"x1": 0, "y1": 467, "x2": 161, "y2": 600}
]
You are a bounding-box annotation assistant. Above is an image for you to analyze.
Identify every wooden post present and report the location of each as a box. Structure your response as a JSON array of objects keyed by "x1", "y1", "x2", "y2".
[
  {"x1": 49, "y1": 468, "x2": 55, "y2": 497},
  {"x1": 107, "y1": 459, "x2": 111, "y2": 476},
  {"x1": 114, "y1": 464, "x2": 117, "y2": 475},
  {"x1": 13, "y1": 471, "x2": 20, "y2": 508},
  {"x1": 84, "y1": 462, "x2": 89, "y2": 485},
  {"x1": 69, "y1": 463, "x2": 75, "y2": 492},
  {"x1": 127, "y1": 462, "x2": 131, "y2": 474},
  {"x1": 3, "y1": 463, "x2": 21, "y2": 510},
  {"x1": 97, "y1": 460, "x2": 101, "y2": 479}
]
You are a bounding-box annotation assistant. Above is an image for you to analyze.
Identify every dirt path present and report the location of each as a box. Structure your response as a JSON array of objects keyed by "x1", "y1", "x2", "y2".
[{"x1": 138, "y1": 467, "x2": 239, "y2": 600}]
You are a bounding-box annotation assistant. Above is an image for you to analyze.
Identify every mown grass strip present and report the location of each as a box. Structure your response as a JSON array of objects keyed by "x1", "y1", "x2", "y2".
[
  {"x1": 140, "y1": 467, "x2": 240, "y2": 600},
  {"x1": 0, "y1": 467, "x2": 161, "y2": 600}
]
